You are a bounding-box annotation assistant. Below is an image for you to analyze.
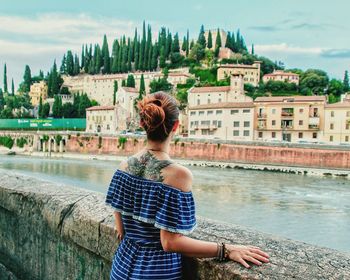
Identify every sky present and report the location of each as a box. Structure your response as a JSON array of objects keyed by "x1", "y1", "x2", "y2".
[{"x1": 1, "y1": 0, "x2": 350, "y2": 89}]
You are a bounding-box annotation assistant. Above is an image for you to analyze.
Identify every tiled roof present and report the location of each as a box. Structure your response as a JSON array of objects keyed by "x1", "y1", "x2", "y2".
[
  {"x1": 122, "y1": 87, "x2": 138, "y2": 93},
  {"x1": 325, "y1": 101, "x2": 350, "y2": 108},
  {"x1": 255, "y1": 96, "x2": 326, "y2": 103},
  {"x1": 189, "y1": 86, "x2": 230, "y2": 93},
  {"x1": 86, "y1": 105, "x2": 115, "y2": 111},
  {"x1": 189, "y1": 102, "x2": 254, "y2": 110}
]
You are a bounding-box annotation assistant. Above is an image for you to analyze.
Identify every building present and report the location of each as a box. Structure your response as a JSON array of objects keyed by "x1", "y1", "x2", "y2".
[
  {"x1": 116, "y1": 87, "x2": 139, "y2": 131},
  {"x1": 46, "y1": 94, "x2": 74, "y2": 115},
  {"x1": 217, "y1": 61, "x2": 261, "y2": 87},
  {"x1": 263, "y1": 70, "x2": 299, "y2": 85},
  {"x1": 86, "y1": 105, "x2": 118, "y2": 134},
  {"x1": 188, "y1": 74, "x2": 254, "y2": 140},
  {"x1": 323, "y1": 94, "x2": 350, "y2": 144},
  {"x1": 254, "y1": 96, "x2": 326, "y2": 143},
  {"x1": 29, "y1": 81, "x2": 48, "y2": 106}
]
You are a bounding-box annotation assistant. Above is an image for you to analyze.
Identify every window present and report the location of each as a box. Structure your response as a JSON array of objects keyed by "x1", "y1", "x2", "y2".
[
  {"x1": 199, "y1": 111, "x2": 205, "y2": 116},
  {"x1": 272, "y1": 109, "x2": 276, "y2": 114},
  {"x1": 107, "y1": 124, "x2": 110, "y2": 130},
  {"x1": 298, "y1": 132, "x2": 303, "y2": 138},
  {"x1": 218, "y1": 98, "x2": 222, "y2": 103},
  {"x1": 216, "y1": 110, "x2": 223, "y2": 115},
  {"x1": 299, "y1": 108, "x2": 304, "y2": 113},
  {"x1": 197, "y1": 99, "x2": 200, "y2": 105},
  {"x1": 346, "y1": 136, "x2": 349, "y2": 142},
  {"x1": 243, "y1": 130, "x2": 250, "y2": 136},
  {"x1": 346, "y1": 123, "x2": 350, "y2": 130},
  {"x1": 243, "y1": 109, "x2": 250, "y2": 113},
  {"x1": 347, "y1": 111, "x2": 350, "y2": 117},
  {"x1": 190, "y1": 130, "x2": 195, "y2": 135},
  {"x1": 208, "y1": 99, "x2": 211, "y2": 104},
  {"x1": 272, "y1": 120, "x2": 276, "y2": 126},
  {"x1": 331, "y1": 111, "x2": 334, "y2": 117},
  {"x1": 110, "y1": 116, "x2": 112, "y2": 121},
  {"x1": 299, "y1": 120, "x2": 303, "y2": 126},
  {"x1": 231, "y1": 109, "x2": 239, "y2": 114},
  {"x1": 202, "y1": 130, "x2": 208, "y2": 135},
  {"x1": 312, "y1": 132, "x2": 317, "y2": 139},
  {"x1": 244, "y1": 121, "x2": 250, "y2": 127},
  {"x1": 218, "y1": 121, "x2": 222, "y2": 128},
  {"x1": 330, "y1": 123, "x2": 334, "y2": 130},
  {"x1": 207, "y1": 110, "x2": 213, "y2": 115},
  {"x1": 330, "y1": 135, "x2": 333, "y2": 142},
  {"x1": 233, "y1": 121, "x2": 240, "y2": 127},
  {"x1": 233, "y1": 130, "x2": 239, "y2": 136},
  {"x1": 272, "y1": 132, "x2": 276, "y2": 138},
  {"x1": 258, "y1": 132, "x2": 263, "y2": 138},
  {"x1": 190, "y1": 111, "x2": 196, "y2": 116}
]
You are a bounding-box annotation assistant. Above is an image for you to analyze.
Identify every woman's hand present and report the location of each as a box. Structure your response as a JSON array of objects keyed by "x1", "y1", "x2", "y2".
[
  {"x1": 114, "y1": 225, "x2": 124, "y2": 241},
  {"x1": 225, "y1": 244, "x2": 270, "y2": 268}
]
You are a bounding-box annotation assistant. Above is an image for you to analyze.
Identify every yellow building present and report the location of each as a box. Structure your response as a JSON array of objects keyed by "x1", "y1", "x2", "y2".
[
  {"x1": 263, "y1": 70, "x2": 299, "y2": 85},
  {"x1": 86, "y1": 105, "x2": 118, "y2": 134},
  {"x1": 29, "y1": 81, "x2": 48, "y2": 106},
  {"x1": 254, "y1": 96, "x2": 326, "y2": 143},
  {"x1": 217, "y1": 61, "x2": 261, "y2": 87},
  {"x1": 188, "y1": 74, "x2": 254, "y2": 140},
  {"x1": 323, "y1": 95, "x2": 350, "y2": 144}
]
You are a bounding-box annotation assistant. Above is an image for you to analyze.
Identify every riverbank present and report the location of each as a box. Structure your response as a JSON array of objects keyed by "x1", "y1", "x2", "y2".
[{"x1": 8, "y1": 148, "x2": 349, "y2": 179}]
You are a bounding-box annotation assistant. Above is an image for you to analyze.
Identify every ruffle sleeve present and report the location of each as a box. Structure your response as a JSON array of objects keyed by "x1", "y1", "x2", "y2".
[{"x1": 105, "y1": 169, "x2": 197, "y2": 235}]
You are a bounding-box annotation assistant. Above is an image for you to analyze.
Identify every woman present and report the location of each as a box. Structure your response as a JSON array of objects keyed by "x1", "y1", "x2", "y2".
[{"x1": 105, "y1": 92, "x2": 269, "y2": 280}]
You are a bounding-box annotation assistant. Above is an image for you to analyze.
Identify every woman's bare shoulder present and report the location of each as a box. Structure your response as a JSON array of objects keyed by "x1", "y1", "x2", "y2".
[{"x1": 162, "y1": 163, "x2": 193, "y2": 193}]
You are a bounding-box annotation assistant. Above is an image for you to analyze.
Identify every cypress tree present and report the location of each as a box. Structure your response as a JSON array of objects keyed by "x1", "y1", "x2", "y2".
[
  {"x1": 151, "y1": 43, "x2": 158, "y2": 70},
  {"x1": 184, "y1": 30, "x2": 189, "y2": 57},
  {"x1": 0, "y1": 88, "x2": 4, "y2": 110},
  {"x1": 139, "y1": 74, "x2": 145, "y2": 95},
  {"x1": 51, "y1": 61, "x2": 59, "y2": 96},
  {"x1": 207, "y1": 30, "x2": 213, "y2": 49},
  {"x1": 113, "y1": 81, "x2": 118, "y2": 105},
  {"x1": 23, "y1": 65, "x2": 32, "y2": 93},
  {"x1": 159, "y1": 27, "x2": 167, "y2": 53},
  {"x1": 122, "y1": 80, "x2": 126, "y2": 87},
  {"x1": 344, "y1": 70, "x2": 350, "y2": 92},
  {"x1": 121, "y1": 43, "x2": 128, "y2": 73},
  {"x1": 3, "y1": 63, "x2": 8, "y2": 93},
  {"x1": 190, "y1": 40, "x2": 194, "y2": 50},
  {"x1": 134, "y1": 40, "x2": 140, "y2": 71},
  {"x1": 159, "y1": 46, "x2": 166, "y2": 68},
  {"x1": 133, "y1": 28, "x2": 138, "y2": 62},
  {"x1": 102, "y1": 35, "x2": 110, "y2": 74},
  {"x1": 197, "y1": 25, "x2": 206, "y2": 48},
  {"x1": 215, "y1": 28, "x2": 222, "y2": 57},
  {"x1": 144, "y1": 24, "x2": 152, "y2": 70},
  {"x1": 231, "y1": 31, "x2": 237, "y2": 52},
  {"x1": 73, "y1": 54, "x2": 80, "y2": 75},
  {"x1": 95, "y1": 45, "x2": 103, "y2": 74},
  {"x1": 139, "y1": 21, "x2": 146, "y2": 71},
  {"x1": 127, "y1": 38, "x2": 132, "y2": 71},
  {"x1": 111, "y1": 39, "x2": 120, "y2": 73},
  {"x1": 172, "y1": 33, "x2": 180, "y2": 53},
  {"x1": 39, "y1": 70, "x2": 44, "y2": 79},
  {"x1": 165, "y1": 31, "x2": 172, "y2": 59},
  {"x1": 38, "y1": 95, "x2": 43, "y2": 118},
  {"x1": 182, "y1": 36, "x2": 187, "y2": 52},
  {"x1": 66, "y1": 51, "x2": 74, "y2": 75},
  {"x1": 11, "y1": 78, "x2": 14, "y2": 95},
  {"x1": 84, "y1": 45, "x2": 90, "y2": 73},
  {"x1": 81, "y1": 45, "x2": 85, "y2": 69},
  {"x1": 251, "y1": 44, "x2": 255, "y2": 55},
  {"x1": 147, "y1": 45, "x2": 153, "y2": 71},
  {"x1": 60, "y1": 54, "x2": 66, "y2": 74},
  {"x1": 225, "y1": 32, "x2": 232, "y2": 49},
  {"x1": 126, "y1": 74, "x2": 135, "y2": 87}
]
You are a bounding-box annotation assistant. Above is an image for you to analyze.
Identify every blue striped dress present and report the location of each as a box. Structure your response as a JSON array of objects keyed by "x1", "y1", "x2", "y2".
[{"x1": 105, "y1": 169, "x2": 197, "y2": 280}]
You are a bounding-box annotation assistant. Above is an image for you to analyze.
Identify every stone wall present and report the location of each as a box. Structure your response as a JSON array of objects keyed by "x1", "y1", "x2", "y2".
[
  {"x1": 65, "y1": 135, "x2": 350, "y2": 169},
  {"x1": 1, "y1": 171, "x2": 350, "y2": 280}
]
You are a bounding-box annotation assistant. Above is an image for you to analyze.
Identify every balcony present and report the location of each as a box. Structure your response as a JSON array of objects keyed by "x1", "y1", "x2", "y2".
[
  {"x1": 257, "y1": 113, "x2": 267, "y2": 119},
  {"x1": 309, "y1": 117, "x2": 320, "y2": 129},
  {"x1": 281, "y1": 125, "x2": 294, "y2": 130},
  {"x1": 257, "y1": 122, "x2": 267, "y2": 130},
  {"x1": 308, "y1": 124, "x2": 319, "y2": 130},
  {"x1": 281, "y1": 111, "x2": 294, "y2": 118}
]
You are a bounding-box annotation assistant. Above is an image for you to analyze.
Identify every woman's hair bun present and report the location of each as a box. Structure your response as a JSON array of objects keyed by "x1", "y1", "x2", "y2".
[{"x1": 138, "y1": 95, "x2": 166, "y2": 132}]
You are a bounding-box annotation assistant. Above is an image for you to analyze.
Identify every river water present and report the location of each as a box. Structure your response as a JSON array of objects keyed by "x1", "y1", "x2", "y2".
[{"x1": 1, "y1": 155, "x2": 349, "y2": 253}]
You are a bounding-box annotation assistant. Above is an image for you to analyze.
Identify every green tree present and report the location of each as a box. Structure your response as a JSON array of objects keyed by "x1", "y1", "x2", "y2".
[
  {"x1": 81, "y1": 45, "x2": 85, "y2": 69},
  {"x1": 207, "y1": 30, "x2": 213, "y2": 49},
  {"x1": 78, "y1": 93, "x2": 92, "y2": 118},
  {"x1": 52, "y1": 95, "x2": 62, "y2": 118},
  {"x1": 159, "y1": 46, "x2": 166, "y2": 68},
  {"x1": 186, "y1": 30, "x2": 190, "y2": 57},
  {"x1": 251, "y1": 44, "x2": 255, "y2": 55},
  {"x1": 66, "y1": 51, "x2": 74, "y2": 75},
  {"x1": 0, "y1": 89, "x2": 4, "y2": 110},
  {"x1": 189, "y1": 43, "x2": 205, "y2": 62},
  {"x1": 149, "y1": 77, "x2": 172, "y2": 93},
  {"x1": 300, "y1": 69, "x2": 329, "y2": 95},
  {"x1": 42, "y1": 103, "x2": 50, "y2": 118},
  {"x1": 139, "y1": 74, "x2": 145, "y2": 95},
  {"x1": 11, "y1": 79, "x2": 14, "y2": 95},
  {"x1": 102, "y1": 34, "x2": 110, "y2": 74},
  {"x1": 62, "y1": 102, "x2": 76, "y2": 118},
  {"x1": 3, "y1": 64, "x2": 8, "y2": 93},
  {"x1": 126, "y1": 74, "x2": 135, "y2": 87},
  {"x1": 214, "y1": 28, "x2": 222, "y2": 57},
  {"x1": 60, "y1": 54, "x2": 66, "y2": 74},
  {"x1": 327, "y1": 79, "x2": 344, "y2": 97},
  {"x1": 111, "y1": 39, "x2": 120, "y2": 73},
  {"x1": 94, "y1": 45, "x2": 103, "y2": 74},
  {"x1": 122, "y1": 80, "x2": 126, "y2": 87},
  {"x1": 38, "y1": 95, "x2": 43, "y2": 118},
  {"x1": 197, "y1": 25, "x2": 206, "y2": 48},
  {"x1": 343, "y1": 70, "x2": 349, "y2": 92},
  {"x1": 73, "y1": 54, "x2": 80, "y2": 75},
  {"x1": 151, "y1": 43, "x2": 158, "y2": 70},
  {"x1": 23, "y1": 65, "x2": 32, "y2": 93},
  {"x1": 113, "y1": 80, "x2": 118, "y2": 105}
]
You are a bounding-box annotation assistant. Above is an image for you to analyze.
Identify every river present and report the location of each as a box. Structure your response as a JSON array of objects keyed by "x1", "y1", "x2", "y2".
[{"x1": 1, "y1": 155, "x2": 349, "y2": 253}]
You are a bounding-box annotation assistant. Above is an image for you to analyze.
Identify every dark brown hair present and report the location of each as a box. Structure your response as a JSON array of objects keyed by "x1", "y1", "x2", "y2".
[{"x1": 137, "y1": 91, "x2": 179, "y2": 142}]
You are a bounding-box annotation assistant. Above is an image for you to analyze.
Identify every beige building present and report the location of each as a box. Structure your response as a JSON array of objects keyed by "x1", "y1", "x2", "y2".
[
  {"x1": 217, "y1": 62, "x2": 261, "y2": 87},
  {"x1": 188, "y1": 74, "x2": 254, "y2": 140},
  {"x1": 29, "y1": 81, "x2": 48, "y2": 106},
  {"x1": 116, "y1": 87, "x2": 139, "y2": 131},
  {"x1": 323, "y1": 95, "x2": 350, "y2": 144},
  {"x1": 254, "y1": 96, "x2": 326, "y2": 143},
  {"x1": 263, "y1": 70, "x2": 299, "y2": 85},
  {"x1": 86, "y1": 105, "x2": 118, "y2": 134}
]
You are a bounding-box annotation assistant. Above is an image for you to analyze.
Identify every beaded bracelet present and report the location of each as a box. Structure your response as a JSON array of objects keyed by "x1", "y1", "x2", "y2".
[{"x1": 216, "y1": 242, "x2": 225, "y2": 261}]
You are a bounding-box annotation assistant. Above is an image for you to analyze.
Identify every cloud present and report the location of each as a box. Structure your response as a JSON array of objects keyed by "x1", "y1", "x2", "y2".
[
  {"x1": 321, "y1": 49, "x2": 350, "y2": 58},
  {"x1": 255, "y1": 43, "x2": 323, "y2": 55},
  {"x1": 249, "y1": 25, "x2": 279, "y2": 32}
]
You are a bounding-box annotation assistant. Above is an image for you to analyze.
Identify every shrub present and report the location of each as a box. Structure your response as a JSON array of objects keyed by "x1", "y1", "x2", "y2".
[
  {"x1": 16, "y1": 137, "x2": 28, "y2": 148},
  {"x1": 118, "y1": 137, "x2": 127, "y2": 149},
  {"x1": 0, "y1": 136, "x2": 14, "y2": 149}
]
